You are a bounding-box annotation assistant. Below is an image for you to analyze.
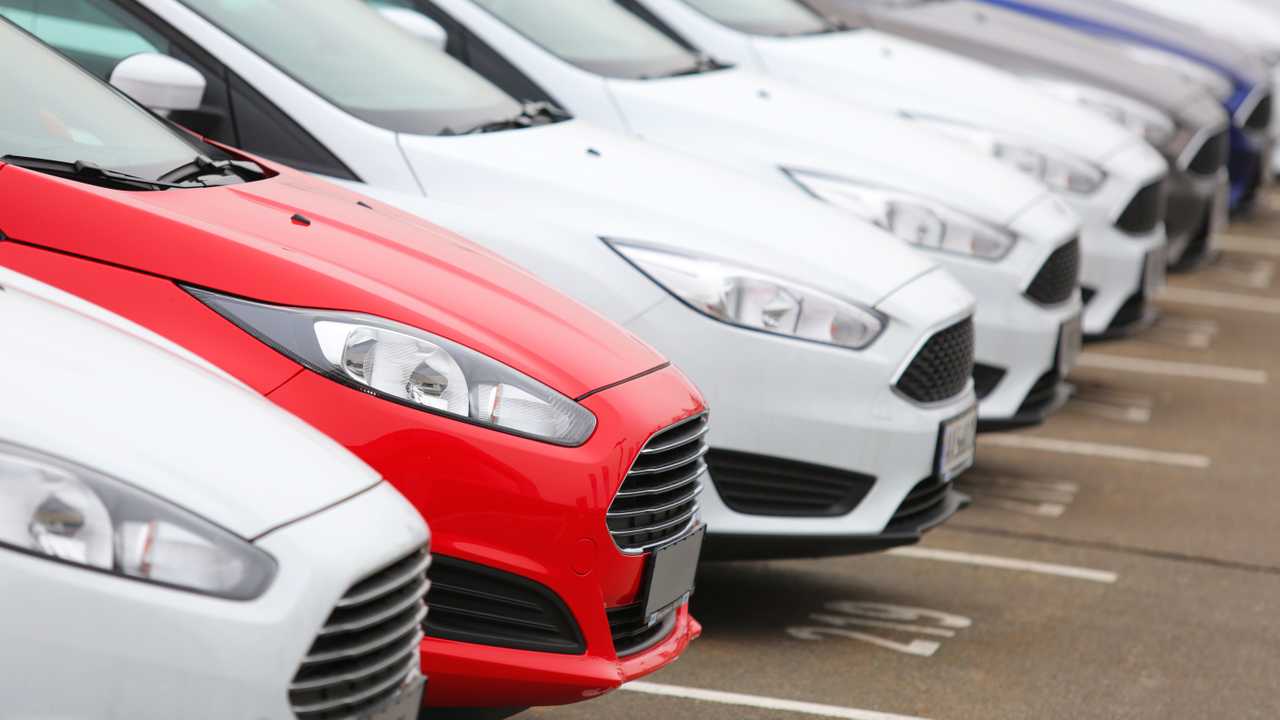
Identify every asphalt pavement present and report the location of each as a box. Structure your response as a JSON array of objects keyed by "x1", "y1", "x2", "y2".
[{"x1": 525, "y1": 194, "x2": 1280, "y2": 720}]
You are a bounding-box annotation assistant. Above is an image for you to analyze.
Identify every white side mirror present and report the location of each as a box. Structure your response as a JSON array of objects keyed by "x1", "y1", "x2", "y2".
[
  {"x1": 109, "y1": 53, "x2": 206, "y2": 112},
  {"x1": 378, "y1": 7, "x2": 448, "y2": 50}
]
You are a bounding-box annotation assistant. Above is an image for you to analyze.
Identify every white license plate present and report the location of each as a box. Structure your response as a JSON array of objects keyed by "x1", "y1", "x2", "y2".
[
  {"x1": 937, "y1": 406, "x2": 977, "y2": 482},
  {"x1": 643, "y1": 525, "x2": 704, "y2": 618},
  {"x1": 1058, "y1": 316, "x2": 1083, "y2": 377},
  {"x1": 1144, "y1": 248, "x2": 1167, "y2": 295},
  {"x1": 360, "y1": 673, "x2": 425, "y2": 720}
]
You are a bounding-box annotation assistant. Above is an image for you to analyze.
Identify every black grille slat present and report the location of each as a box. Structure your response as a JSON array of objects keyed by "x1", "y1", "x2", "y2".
[
  {"x1": 889, "y1": 477, "x2": 950, "y2": 526},
  {"x1": 608, "y1": 414, "x2": 708, "y2": 552},
  {"x1": 1116, "y1": 180, "x2": 1166, "y2": 236},
  {"x1": 1025, "y1": 238, "x2": 1080, "y2": 306},
  {"x1": 895, "y1": 318, "x2": 975, "y2": 404},
  {"x1": 423, "y1": 556, "x2": 585, "y2": 654},
  {"x1": 706, "y1": 449, "x2": 875, "y2": 517},
  {"x1": 607, "y1": 603, "x2": 679, "y2": 657},
  {"x1": 290, "y1": 547, "x2": 429, "y2": 720},
  {"x1": 1187, "y1": 129, "x2": 1230, "y2": 175}
]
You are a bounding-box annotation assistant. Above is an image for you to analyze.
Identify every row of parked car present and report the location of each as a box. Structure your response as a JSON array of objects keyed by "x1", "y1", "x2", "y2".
[{"x1": 2, "y1": 0, "x2": 1276, "y2": 718}]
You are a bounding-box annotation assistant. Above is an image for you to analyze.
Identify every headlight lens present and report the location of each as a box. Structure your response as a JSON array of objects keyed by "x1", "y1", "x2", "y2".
[
  {"x1": 188, "y1": 288, "x2": 597, "y2": 446},
  {"x1": 907, "y1": 115, "x2": 1106, "y2": 195},
  {"x1": 785, "y1": 170, "x2": 1016, "y2": 261},
  {"x1": 0, "y1": 442, "x2": 276, "y2": 599},
  {"x1": 607, "y1": 239, "x2": 885, "y2": 349}
]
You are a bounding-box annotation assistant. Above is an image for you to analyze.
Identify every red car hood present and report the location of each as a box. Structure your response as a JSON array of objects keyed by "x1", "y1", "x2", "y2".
[{"x1": 0, "y1": 162, "x2": 664, "y2": 398}]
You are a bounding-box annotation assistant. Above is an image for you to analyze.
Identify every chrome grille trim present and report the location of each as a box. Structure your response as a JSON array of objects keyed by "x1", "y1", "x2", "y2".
[
  {"x1": 607, "y1": 413, "x2": 709, "y2": 553},
  {"x1": 290, "y1": 546, "x2": 429, "y2": 719}
]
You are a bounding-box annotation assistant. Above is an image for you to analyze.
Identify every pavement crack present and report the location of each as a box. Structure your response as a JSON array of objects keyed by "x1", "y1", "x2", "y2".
[{"x1": 947, "y1": 523, "x2": 1280, "y2": 577}]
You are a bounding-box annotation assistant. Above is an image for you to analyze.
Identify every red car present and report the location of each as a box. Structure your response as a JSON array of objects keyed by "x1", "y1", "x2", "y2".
[{"x1": 0, "y1": 21, "x2": 705, "y2": 714}]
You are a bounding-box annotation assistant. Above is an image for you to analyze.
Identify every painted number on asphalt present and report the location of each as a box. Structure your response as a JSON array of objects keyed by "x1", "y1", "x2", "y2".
[{"x1": 786, "y1": 601, "x2": 973, "y2": 657}]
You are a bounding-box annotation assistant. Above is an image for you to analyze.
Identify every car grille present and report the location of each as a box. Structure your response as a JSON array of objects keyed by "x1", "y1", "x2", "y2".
[
  {"x1": 1025, "y1": 238, "x2": 1080, "y2": 306},
  {"x1": 289, "y1": 547, "x2": 430, "y2": 720},
  {"x1": 607, "y1": 602, "x2": 679, "y2": 657},
  {"x1": 895, "y1": 318, "x2": 975, "y2": 404},
  {"x1": 423, "y1": 555, "x2": 585, "y2": 654},
  {"x1": 884, "y1": 476, "x2": 952, "y2": 533},
  {"x1": 607, "y1": 413, "x2": 708, "y2": 552},
  {"x1": 1115, "y1": 180, "x2": 1167, "y2": 236},
  {"x1": 1186, "y1": 129, "x2": 1230, "y2": 175},
  {"x1": 1244, "y1": 93, "x2": 1272, "y2": 131},
  {"x1": 706, "y1": 449, "x2": 874, "y2": 517}
]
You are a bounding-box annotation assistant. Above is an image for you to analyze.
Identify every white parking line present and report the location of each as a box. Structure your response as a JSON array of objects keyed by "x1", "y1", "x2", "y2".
[
  {"x1": 1076, "y1": 352, "x2": 1268, "y2": 385},
  {"x1": 887, "y1": 547, "x2": 1118, "y2": 584},
  {"x1": 622, "y1": 682, "x2": 931, "y2": 720},
  {"x1": 1219, "y1": 234, "x2": 1280, "y2": 257},
  {"x1": 979, "y1": 435, "x2": 1211, "y2": 469},
  {"x1": 1158, "y1": 286, "x2": 1280, "y2": 314}
]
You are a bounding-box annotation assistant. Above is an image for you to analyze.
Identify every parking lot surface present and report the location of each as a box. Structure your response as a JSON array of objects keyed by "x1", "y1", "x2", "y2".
[{"x1": 525, "y1": 194, "x2": 1280, "y2": 720}]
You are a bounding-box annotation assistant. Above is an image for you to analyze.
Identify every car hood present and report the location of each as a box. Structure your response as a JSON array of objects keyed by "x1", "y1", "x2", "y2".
[
  {"x1": 0, "y1": 161, "x2": 664, "y2": 399},
  {"x1": 395, "y1": 119, "x2": 938, "y2": 306},
  {"x1": 0, "y1": 266, "x2": 386, "y2": 539},
  {"x1": 877, "y1": 0, "x2": 1222, "y2": 113},
  {"x1": 749, "y1": 29, "x2": 1136, "y2": 164},
  {"x1": 982, "y1": 0, "x2": 1268, "y2": 86},
  {"x1": 602, "y1": 67, "x2": 1046, "y2": 226}
]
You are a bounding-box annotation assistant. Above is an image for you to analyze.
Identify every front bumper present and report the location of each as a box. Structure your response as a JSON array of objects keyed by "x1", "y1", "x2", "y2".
[
  {"x1": 1069, "y1": 144, "x2": 1169, "y2": 337},
  {"x1": 0, "y1": 483, "x2": 427, "y2": 718},
  {"x1": 626, "y1": 267, "x2": 976, "y2": 557},
  {"x1": 268, "y1": 364, "x2": 705, "y2": 709}
]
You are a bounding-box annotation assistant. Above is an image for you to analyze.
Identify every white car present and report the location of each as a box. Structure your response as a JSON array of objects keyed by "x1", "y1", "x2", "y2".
[
  {"x1": 634, "y1": 0, "x2": 1223, "y2": 272},
  {"x1": 405, "y1": 0, "x2": 1163, "y2": 342},
  {"x1": 22, "y1": 0, "x2": 996, "y2": 558},
  {"x1": 0, "y1": 268, "x2": 431, "y2": 719},
  {"x1": 1111, "y1": 0, "x2": 1280, "y2": 170}
]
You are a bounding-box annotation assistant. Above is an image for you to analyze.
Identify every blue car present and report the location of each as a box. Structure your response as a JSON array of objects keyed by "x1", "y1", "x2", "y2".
[{"x1": 981, "y1": 0, "x2": 1274, "y2": 212}]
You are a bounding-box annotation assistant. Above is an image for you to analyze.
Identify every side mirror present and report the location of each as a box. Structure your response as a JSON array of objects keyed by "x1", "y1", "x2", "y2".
[
  {"x1": 109, "y1": 53, "x2": 206, "y2": 112},
  {"x1": 378, "y1": 7, "x2": 448, "y2": 50}
]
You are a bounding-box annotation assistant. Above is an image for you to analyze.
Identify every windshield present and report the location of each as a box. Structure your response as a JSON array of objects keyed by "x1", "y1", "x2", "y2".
[
  {"x1": 176, "y1": 0, "x2": 522, "y2": 135},
  {"x1": 472, "y1": 0, "x2": 704, "y2": 79},
  {"x1": 0, "y1": 19, "x2": 209, "y2": 181},
  {"x1": 681, "y1": 0, "x2": 834, "y2": 36}
]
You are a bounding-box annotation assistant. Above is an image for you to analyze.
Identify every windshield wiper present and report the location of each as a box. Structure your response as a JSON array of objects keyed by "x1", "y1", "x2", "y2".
[
  {"x1": 0, "y1": 155, "x2": 195, "y2": 190},
  {"x1": 157, "y1": 154, "x2": 265, "y2": 185},
  {"x1": 440, "y1": 101, "x2": 572, "y2": 136},
  {"x1": 650, "y1": 54, "x2": 728, "y2": 79}
]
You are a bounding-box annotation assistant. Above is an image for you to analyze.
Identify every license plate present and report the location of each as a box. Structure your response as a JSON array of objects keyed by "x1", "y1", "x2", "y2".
[
  {"x1": 1058, "y1": 315, "x2": 1083, "y2": 377},
  {"x1": 1143, "y1": 248, "x2": 1167, "y2": 295},
  {"x1": 360, "y1": 673, "x2": 425, "y2": 720},
  {"x1": 937, "y1": 406, "x2": 977, "y2": 482},
  {"x1": 643, "y1": 525, "x2": 704, "y2": 618}
]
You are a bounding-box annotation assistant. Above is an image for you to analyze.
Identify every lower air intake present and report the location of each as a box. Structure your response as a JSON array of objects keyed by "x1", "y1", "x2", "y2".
[
  {"x1": 706, "y1": 449, "x2": 874, "y2": 517},
  {"x1": 424, "y1": 555, "x2": 585, "y2": 654}
]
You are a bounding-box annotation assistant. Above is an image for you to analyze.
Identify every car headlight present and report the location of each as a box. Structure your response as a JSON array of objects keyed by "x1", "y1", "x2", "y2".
[
  {"x1": 1024, "y1": 78, "x2": 1177, "y2": 149},
  {"x1": 0, "y1": 442, "x2": 276, "y2": 599},
  {"x1": 606, "y1": 239, "x2": 885, "y2": 350},
  {"x1": 188, "y1": 288, "x2": 597, "y2": 447},
  {"x1": 906, "y1": 115, "x2": 1106, "y2": 195},
  {"x1": 785, "y1": 170, "x2": 1016, "y2": 261}
]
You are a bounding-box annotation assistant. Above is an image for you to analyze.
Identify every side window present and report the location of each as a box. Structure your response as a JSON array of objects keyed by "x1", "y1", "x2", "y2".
[
  {"x1": 0, "y1": 0, "x2": 168, "y2": 80},
  {"x1": 0, "y1": 0, "x2": 237, "y2": 144},
  {"x1": 415, "y1": 2, "x2": 559, "y2": 105},
  {"x1": 227, "y1": 74, "x2": 357, "y2": 180}
]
